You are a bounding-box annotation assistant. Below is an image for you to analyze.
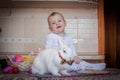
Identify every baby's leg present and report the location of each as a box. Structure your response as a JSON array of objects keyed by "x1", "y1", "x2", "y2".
[
  {"x1": 80, "y1": 61, "x2": 106, "y2": 70},
  {"x1": 67, "y1": 62, "x2": 83, "y2": 72},
  {"x1": 68, "y1": 61, "x2": 106, "y2": 71}
]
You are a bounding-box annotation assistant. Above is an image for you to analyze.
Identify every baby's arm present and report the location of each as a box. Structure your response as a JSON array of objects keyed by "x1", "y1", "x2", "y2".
[
  {"x1": 68, "y1": 36, "x2": 77, "y2": 56},
  {"x1": 45, "y1": 35, "x2": 54, "y2": 49},
  {"x1": 68, "y1": 36, "x2": 81, "y2": 64},
  {"x1": 45, "y1": 34, "x2": 58, "y2": 49}
]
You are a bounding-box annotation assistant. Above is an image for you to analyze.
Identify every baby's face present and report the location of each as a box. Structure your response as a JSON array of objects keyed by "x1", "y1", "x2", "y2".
[{"x1": 48, "y1": 14, "x2": 66, "y2": 35}]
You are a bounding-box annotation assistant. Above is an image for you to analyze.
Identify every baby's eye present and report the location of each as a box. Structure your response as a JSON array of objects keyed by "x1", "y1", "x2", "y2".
[
  {"x1": 52, "y1": 22, "x2": 55, "y2": 24},
  {"x1": 58, "y1": 20, "x2": 61, "y2": 22}
]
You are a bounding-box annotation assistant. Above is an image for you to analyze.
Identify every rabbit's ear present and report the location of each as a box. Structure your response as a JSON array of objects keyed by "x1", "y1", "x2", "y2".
[{"x1": 57, "y1": 39, "x2": 65, "y2": 49}]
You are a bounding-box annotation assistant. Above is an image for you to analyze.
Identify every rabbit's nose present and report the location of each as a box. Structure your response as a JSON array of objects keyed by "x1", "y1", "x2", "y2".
[
  {"x1": 70, "y1": 57, "x2": 74, "y2": 60},
  {"x1": 70, "y1": 57, "x2": 72, "y2": 59}
]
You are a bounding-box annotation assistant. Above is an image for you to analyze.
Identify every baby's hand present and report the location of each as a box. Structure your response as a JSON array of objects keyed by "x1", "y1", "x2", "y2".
[{"x1": 74, "y1": 56, "x2": 81, "y2": 64}]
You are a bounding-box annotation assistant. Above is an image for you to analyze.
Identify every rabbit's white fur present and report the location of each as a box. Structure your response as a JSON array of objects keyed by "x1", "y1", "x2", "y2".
[{"x1": 31, "y1": 39, "x2": 74, "y2": 76}]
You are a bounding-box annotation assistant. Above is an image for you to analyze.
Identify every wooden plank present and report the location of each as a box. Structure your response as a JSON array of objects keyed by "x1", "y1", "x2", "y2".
[
  {"x1": 98, "y1": 0, "x2": 104, "y2": 55},
  {"x1": 12, "y1": 1, "x2": 97, "y2": 8}
]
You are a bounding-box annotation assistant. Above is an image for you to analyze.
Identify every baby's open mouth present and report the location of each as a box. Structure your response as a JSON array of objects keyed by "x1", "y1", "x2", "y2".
[{"x1": 57, "y1": 26, "x2": 61, "y2": 29}]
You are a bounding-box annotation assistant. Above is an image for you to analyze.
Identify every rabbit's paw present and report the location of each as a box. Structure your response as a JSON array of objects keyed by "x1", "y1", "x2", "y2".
[
  {"x1": 60, "y1": 70, "x2": 71, "y2": 76},
  {"x1": 51, "y1": 72, "x2": 61, "y2": 76}
]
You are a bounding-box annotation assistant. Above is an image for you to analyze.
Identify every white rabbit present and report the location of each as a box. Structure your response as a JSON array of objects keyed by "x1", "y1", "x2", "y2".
[{"x1": 31, "y1": 39, "x2": 74, "y2": 76}]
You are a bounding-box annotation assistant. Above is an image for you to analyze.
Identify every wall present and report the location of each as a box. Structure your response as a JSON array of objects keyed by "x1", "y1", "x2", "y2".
[{"x1": 0, "y1": 5, "x2": 98, "y2": 55}]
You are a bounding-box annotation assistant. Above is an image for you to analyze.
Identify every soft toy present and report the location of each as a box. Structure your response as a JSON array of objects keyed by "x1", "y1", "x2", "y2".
[
  {"x1": 22, "y1": 55, "x2": 35, "y2": 63},
  {"x1": 12, "y1": 67, "x2": 19, "y2": 73},
  {"x1": 4, "y1": 66, "x2": 19, "y2": 74},
  {"x1": 4, "y1": 66, "x2": 12, "y2": 74},
  {"x1": 31, "y1": 39, "x2": 74, "y2": 76},
  {"x1": 15, "y1": 54, "x2": 23, "y2": 62}
]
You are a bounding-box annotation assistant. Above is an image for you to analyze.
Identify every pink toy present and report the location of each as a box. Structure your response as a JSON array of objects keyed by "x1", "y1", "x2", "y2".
[
  {"x1": 4, "y1": 66, "x2": 12, "y2": 74},
  {"x1": 15, "y1": 55, "x2": 23, "y2": 62},
  {"x1": 12, "y1": 67, "x2": 19, "y2": 73},
  {"x1": 12, "y1": 58, "x2": 16, "y2": 62}
]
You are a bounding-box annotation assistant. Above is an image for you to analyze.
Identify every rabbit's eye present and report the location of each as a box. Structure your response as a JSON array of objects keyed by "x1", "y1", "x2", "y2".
[{"x1": 63, "y1": 50, "x2": 66, "y2": 53}]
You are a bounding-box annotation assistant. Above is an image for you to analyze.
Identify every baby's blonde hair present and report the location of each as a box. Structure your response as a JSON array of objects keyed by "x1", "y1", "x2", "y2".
[{"x1": 47, "y1": 12, "x2": 65, "y2": 26}]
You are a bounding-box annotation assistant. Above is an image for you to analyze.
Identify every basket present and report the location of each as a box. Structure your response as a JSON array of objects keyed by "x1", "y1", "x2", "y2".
[{"x1": 6, "y1": 55, "x2": 32, "y2": 71}]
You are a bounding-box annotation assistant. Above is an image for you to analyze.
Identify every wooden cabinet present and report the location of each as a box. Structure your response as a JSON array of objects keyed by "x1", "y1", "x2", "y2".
[
  {"x1": 0, "y1": 0, "x2": 12, "y2": 16},
  {"x1": 0, "y1": 0, "x2": 12, "y2": 8},
  {"x1": 98, "y1": 0, "x2": 104, "y2": 55},
  {"x1": 104, "y1": 0, "x2": 120, "y2": 68},
  {"x1": 12, "y1": 0, "x2": 97, "y2": 8}
]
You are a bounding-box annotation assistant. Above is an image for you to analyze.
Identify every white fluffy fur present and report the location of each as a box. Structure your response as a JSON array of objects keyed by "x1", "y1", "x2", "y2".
[{"x1": 31, "y1": 39, "x2": 74, "y2": 76}]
